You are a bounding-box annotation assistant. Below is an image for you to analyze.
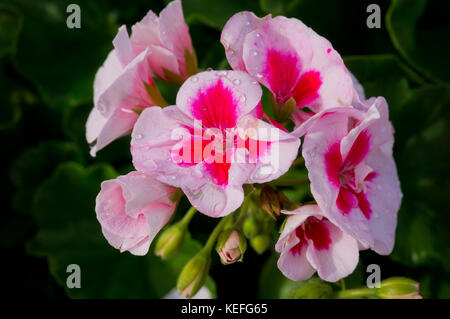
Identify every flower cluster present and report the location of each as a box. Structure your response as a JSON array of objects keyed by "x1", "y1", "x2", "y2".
[{"x1": 89, "y1": 1, "x2": 402, "y2": 296}]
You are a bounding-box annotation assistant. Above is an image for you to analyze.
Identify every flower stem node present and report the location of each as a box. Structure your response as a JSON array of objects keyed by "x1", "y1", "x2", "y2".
[
  {"x1": 269, "y1": 94, "x2": 296, "y2": 124},
  {"x1": 376, "y1": 277, "x2": 422, "y2": 299},
  {"x1": 177, "y1": 249, "x2": 211, "y2": 298},
  {"x1": 215, "y1": 229, "x2": 247, "y2": 265}
]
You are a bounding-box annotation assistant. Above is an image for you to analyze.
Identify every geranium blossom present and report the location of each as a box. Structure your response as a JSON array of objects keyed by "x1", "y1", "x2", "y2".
[
  {"x1": 87, "y1": 0, "x2": 194, "y2": 156},
  {"x1": 221, "y1": 12, "x2": 353, "y2": 123},
  {"x1": 131, "y1": 70, "x2": 300, "y2": 217},
  {"x1": 276, "y1": 205, "x2": 359, "y2": 282},
  {"x1": 95, "y1": 171, "x2": 177, "y2": 255},
  {"x1": 298, "y1": 97, "x2": 402, "y2": 254},
  {"x1": 130, "y1": 0, "x2": 196, "y2": 82},
  {"x1": 86, "y1": 26, "x2": 156, "y2": 156}
]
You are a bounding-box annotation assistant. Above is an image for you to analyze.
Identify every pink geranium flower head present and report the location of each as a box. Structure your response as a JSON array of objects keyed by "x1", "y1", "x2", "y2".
[
  {"x1": 130, "y1": 0, "x2": 196, "y2": 83},
  {"x1": 87, "y1": 25, "x2": 158, "y2": 156},
  {"x1": 275, "y1": 205, "x2": 359, "y2": 282},
  {"x1": 131, "y1": 70, "x2": 300, "y2": 217},
  {"x1": 300, "y1": 97, "x2": 402, "y2": 255},
  {"x1": 221, "y1": 12, "x2": 353, "y2": 123},
  {"x1": 95, "y1": 171, "x2": 177, "y2": 256}
]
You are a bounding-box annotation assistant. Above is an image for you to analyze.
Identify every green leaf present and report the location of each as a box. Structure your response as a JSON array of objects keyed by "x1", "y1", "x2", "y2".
[
  {"x1": 390, "y1": 87, "x2": 450, "y2": 273},
  {"x1": 344, "y1": 54, "x2": 423, "y2": 111},
  {"x1": 8, "y1": 0, "x2": 117, "y2": 110},
  {"x1": 284, "y1": 0, "x2": 394, "y2": 55},
  {"x1": 168, "y1": 0, "x2": 261, "y2": 30},
  {"x1": 386, "y1": 0, "x2": 450, "y2": 84},
  {"x1": 10, "y1": 141, "x2": 84, "y2": 215},
  {"x1": 27, "y1": 162, "x2": 214, "y2": 298},
  {"x1": 258, "y1": 254, "x2": 300, "y2": 298},
  {"x1": 259, "y1": 0, "x2": 300, "y2": 16},
  {"x1": 0, "y1": 4, "x2": 21, "y2": 56}
]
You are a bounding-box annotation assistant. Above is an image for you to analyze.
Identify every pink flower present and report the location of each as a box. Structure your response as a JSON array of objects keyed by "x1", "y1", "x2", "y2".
[
  {"x1": 131, "y1": 70, "x2": 300, "y2": 217},
  {"x1": 95, "y1": 171, "x2": 176, "y2": 255},
  {"x1": 221, "y1": 12, "x2": 353, "y2": 123},
  {"x1": 86, "y1": 26, "x2": 157, "y2": 156},
  {"x1": 130, "y1": 0, "x2": 196, "y2": 82},
  {"x1": 299, "y1": 97, "x2": 402, "y2": 254},
  {"x1": 275, "y1": 205, "x2": 359, "y2": 282}
]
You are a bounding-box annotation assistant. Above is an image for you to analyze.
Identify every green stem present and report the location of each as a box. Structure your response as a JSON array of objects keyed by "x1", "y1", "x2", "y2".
[
  {"x1": 203, "y1": 214, "x2": 234, "y2": 253},
  {"x1": 234, "y1": 197, "x2": 250, "y2": 228},
  {"x1": 269, "y1": 178, "x2": 309, "y2": 187},
  {"x1": 292, "y1": 157, "x2": 305, "y2": 167},
  {"x1": 340, "y1": 279, "x2": 346, "y2": 291},
  {"x1": 336, "y1": 288, "x2": 375, "y2": 299},
  {"x1": 178, "y1": 206, "x2": 197, "y2": 229}
]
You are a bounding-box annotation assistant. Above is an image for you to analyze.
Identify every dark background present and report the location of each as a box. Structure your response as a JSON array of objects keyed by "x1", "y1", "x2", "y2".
[{"x1": 1, "y1": 0, "x2": 450, "y2": 298}]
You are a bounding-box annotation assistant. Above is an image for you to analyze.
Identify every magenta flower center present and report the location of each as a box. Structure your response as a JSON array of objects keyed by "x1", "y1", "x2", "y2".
[
  {"x1": 325, "y1": 129, "x2": 376, "y2": 219},
  {"x1": 291, "y1": 216, "x2": 331, "y2": 256}
]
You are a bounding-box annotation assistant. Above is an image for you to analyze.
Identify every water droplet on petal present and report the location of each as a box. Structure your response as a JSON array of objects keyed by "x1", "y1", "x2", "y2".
[
  {"x1": 233, "y1": 79, "x2": 241, "y2": 85},
  {"x1": 228, "y1": 49, "x2": 235, "y2": 56},
  {"x1": 252, "y1": 51, "x2": 258, "y2": 56},
  {"x1": 256, "y1": 73, "x2": 263, "y2": 79},
  {"x1": 191, "y1": 76, "x2": 198, "y2": 82},
  {"x1": 240, "y1": 95, "x2": 247, "y2": 103},
  {"x1": 136, "y1": 134, "x2": 143, "y2": 139},
  {"x1": 255, "y1": 33, "x2": 261, "y2": 38},
  {"x1": 218, "y1": 71, "x2": 228, "y2": 77}
]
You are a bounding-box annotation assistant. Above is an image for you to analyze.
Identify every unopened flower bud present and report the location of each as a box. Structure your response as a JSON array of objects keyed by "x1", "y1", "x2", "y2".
[
  {"x1": 250, "y1": 234, "x2": 271, "y2": 254},
  {"x1": 216, "y1": 229, "x2": 247, "y2": 265},
  {"x1": 243, "y1": 217, "x2": 260, "y2": 238},
  {"x1": 376, "y1": 277, "x2": 422, "y2": 299},
  {"x1": 177, "y1": 250, "x2": 211, "y2": 299},
  {"x1": 260, "y1": 186, "x2": 281, "y2": 219},
  {"x1": 289, "y1": 278, "x2": 334, "y2": 299},
  {"x1": 155, "y1": 224, "x2": 186, "y2": 259}
]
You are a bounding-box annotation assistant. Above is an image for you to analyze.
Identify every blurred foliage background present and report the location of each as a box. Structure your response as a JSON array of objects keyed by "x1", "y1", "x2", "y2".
[{"x1": 1, "y1": 0, "x2": 449, "y2": 298}]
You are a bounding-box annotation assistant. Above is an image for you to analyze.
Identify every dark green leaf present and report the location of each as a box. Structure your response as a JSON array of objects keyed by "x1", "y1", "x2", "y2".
[
  {"x1": 27, "y1": 162, "x2": 214, "y2": 298},
  {"x1": 386, "y1": 0, "x2": 450, "y2": 83}
]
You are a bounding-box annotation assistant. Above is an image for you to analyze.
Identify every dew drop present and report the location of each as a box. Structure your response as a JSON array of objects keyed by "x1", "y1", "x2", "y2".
[
  {"x1": 136, "y1": 134, "x2": 143, "y2": 139},
  {"x1": 252, "y1": 51, "x2": 258, "y2": 56},
  {"x1": 255, "y1": 33, "x2": 261, "y2": 38},
  {"x1": 256, "y1": 73, "x2": 263, "y2": 79},
  {"x1": 228, "y1": 49, "x2": 235, "y2": 56},
  {"x1": 191, "y1": 76, "x2": 198, "y2": 82},
  {"x1": 233, "y1": 79, "x2": 241, "y2": 85},
  {"x1": 240, "y1": 95, "x2": 247, "y2": 103},
  {"x1": 218, "y1": 71, "x2": 228, "y2": 77}
]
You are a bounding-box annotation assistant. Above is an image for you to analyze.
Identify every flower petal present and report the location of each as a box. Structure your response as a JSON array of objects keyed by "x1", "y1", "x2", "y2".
[
  {"x1": 159, "y1": 0, "x2": 193, "y2": 76},
  {"x1": 306, "y1": 220, "x2": 359, "y2": 282},
  {"x1": 221, "y1": 11, "x2": 271, "y2": 71},
  {"x1": 184, "y1": 183, "x2": 244, "y2": 218},
  {"x1": 242, "y1": 17, "x2": 313, "y2": 96},
  {"x1": 176, "y1": 70, "x2": 262, "y2": 123}
]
